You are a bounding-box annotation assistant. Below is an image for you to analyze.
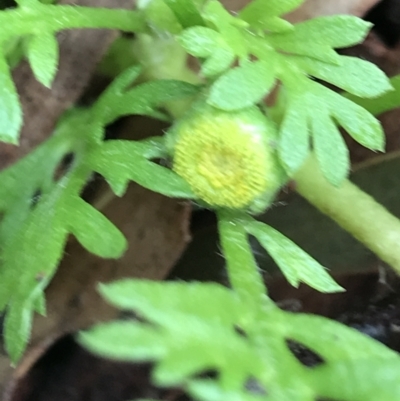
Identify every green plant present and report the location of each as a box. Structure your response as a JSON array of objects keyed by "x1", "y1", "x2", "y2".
[{"x1": 2, "y1": 0, "x2": 400, "y2": 399}]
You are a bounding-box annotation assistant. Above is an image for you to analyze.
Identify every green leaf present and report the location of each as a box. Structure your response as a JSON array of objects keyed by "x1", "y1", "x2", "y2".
[
  {"x1": 284, "y1": 314, "x2": 400, "y2": 401},
  {"x1": 151, "y1": 321, "x2": 261, "y2": 387},
  {"x1": 277, "y1": 83, "x2": 385, "y2": 180},
  {"x1": 189, "y1": 380, "x2": 262, "y2": 401},
  {"x1": 203, "y1": 1, "x2": 247, "y2": 58},
  {"x1": 239, "y1": 0, "x2": 303, "y2": 32},
  {"x1": 15, "y1": 0, "x2": 40, "y2": 6},
  {"x1": 325, "y1": 88, "x2": 385, "y2": 151},
  {"x1": 68, "y1": 197, "x2": 127, "y2": 259},
  {"x1": 122, "y1": 80, "x2": 200, "y2": 116},
  {"x1": 296, "y1": 55, "x2": 393, "y2": 98},
  {"x1": 99, "y1": 280, "x2": 244, "y2": 326},
  {"x1": 0, "y1": 56, "x2": 21, "y2": 144},
  {"x1": 32, "y1": 292, "x2": 46, "y2": 315},
  {"x1": 139, "y1": 0, "x2": 182, "y2": 34},
  {"x1": 278, "y1": 98, "x2": 310, "y2": 174},
  {"x1": 26, "y1": 33, "x2": 58, "y2": 87},
  {"x1": 286, "y1": 314, "x2": 398, "y2": 363},
  {"x1": 201, "y1": 48, "x2": 235, "y2": 77},
  {"x1": 89, "y1": 140, "x2": 195, "y2": 198},
  {"x1": 0, "y1": 68, "x2": 200, "y2": 362},
  {"x1": 82, "y1": 280, "x2": 265, "y2": 389},
  {"x1": 179, "y1": 26, "x2": 222, "y2": 57},
  {"x1": 296, "y1": 15, "x2": 371, "y2": 48},
  {"x1": 81, "y1": 275, "x2": 400, "y2": 401},
  {"x1": 346, "y1": 74, "x2": 400, "y2": 116},
  {"x1": 4, "y1": 301, "x2": 34, "y2": 364},
  {"x1": 163, "y1": 0, "x2": 204, "y2": 28},
  {"x1": 179, "y1": 27, "x2": 235, "y2": 76},
  {"x1": 98, "y1": 75, "x2": 200, "y2": 124},
  {"x1": 312, "y1": 110, "x2": 349, "y2": 186},
  {"x1": 208, "y1": 60, "x2": 276, "y2": 110},
  {"x1": 245, "y1": 220, "x2": 344, "y2": 293},
  {"x1": 268, "y1": 16, "x2": 371, "y2": 63},
  {"x1": 80, "y1": 321, "x2": 165, "y2": 361},
  {"x1": 0, "y1": 199, "x2": 68, "y2": 362},
  {"x1": 99, "y1": 65, "x2": 142, "y2": 100}
]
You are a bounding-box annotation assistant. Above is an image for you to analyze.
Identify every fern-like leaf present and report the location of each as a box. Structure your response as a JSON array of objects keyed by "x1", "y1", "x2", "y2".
[
  {"x1": 80, "y1": 279, "x2": 400, "y2": 401},
  {"x1": 176, "y1": 0, "x2": 392, "y2": 185},
  {"x1": 0, "y1": 67, "x2": 199, "y2": 362},
  {"x1": 0, "y1": 1, "x2": 145, "y2": 143}
]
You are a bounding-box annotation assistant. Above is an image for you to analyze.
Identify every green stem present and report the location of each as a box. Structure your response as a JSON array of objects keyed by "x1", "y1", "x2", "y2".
[
  {"x1": 217, "y1": 211, "x2": 269, "y2": 306},
  {"x1": 0, "y1": 5, "x2": 145, "y2": 39},
  {"x1": 294, "y1": 156, "x2": 400, "y2": 273}
]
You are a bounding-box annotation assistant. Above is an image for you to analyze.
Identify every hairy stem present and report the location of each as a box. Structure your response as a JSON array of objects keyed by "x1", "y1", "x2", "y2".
[
  {"x1": 295, "y1": 156, "x2": 400, "y2": 273},
  {"x1": 217, "y1": 211, "x2": 270, "y2": 306},
  {"x1": 0, "y1": 5, "x2": 145, "y2": 39}
]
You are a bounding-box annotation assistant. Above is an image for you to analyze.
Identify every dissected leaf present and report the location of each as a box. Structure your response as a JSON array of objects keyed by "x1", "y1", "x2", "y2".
[
  {"x1": 187, "y1": 1, "x2": 390, "y2": 183},
  {"x1": 203, "y1": 1, "x2": 247, "y2": 58},
  {"x1": 347, "y1": 74, "x2": 400, "y2": 116},
  {"x1": 97, "y1": 72, "x2": 200, "y2": 123},
  {"x1": 140, "y1": 0, "x2": 182, "y2": 34},
  {"x1": 239, "y1": 0, "x2": 303, "y2": 32},
  {"x1": 284, "y1": 314, "x2": 400, "y2": 401},
  {"x1": 0, "y1": 56, "x2": 21, "y2": 144},
  {"x1": 4, "y1": 301, "x2": 35, "y2": 364},
  {"x1": 245, "y1": 220, "x2": 344, "y2": 293},
  {"x1": 32, "y1": 292, "x2": 46, "y2": 316},
  {"x1": 325, "y1": 87, "x2": 385, "y2": 151},
  {"x1": 99, "y1": 280, "x2": 245, "y2": 326},
  {"x1": 179, "y1": 26, "x2": 235, "y2": 76},
  {"x1": 209, "y1": 60, "x2": 276, "y2": 110},
  {"x1": 117, "y1": 79, "x2": 200, "y2": 119},
  {"x1": 268, "y1": 16, "x2": 371, "y2": 63},
  {"x1": 151, "y1": 319, "x2": 261, "y2": 387},
  {"x1": 0, "y1": 200, "x2": 68, "y2": 361},
  {"x1": 89, "y1": 140, "x2": 195, "y2": 198},
  {"x1": 0, "y1": 70, "x2": 201, "y2": 361},
  {"x1": 201, "y1": 48, "x2": 235, "y2": 77},
  {"x1": 179, "y1": 26, "x2": 223, "y2": 57},
  {"x1": 277, "y1": 83, "x2": 385, "y2": 182},
  {"x1": 278, "y1": 97, "x2": 310, "y2": 174},
  {"x1": 97, "y1": 65, "x2": 142, "y2": 102},
  {"x1": 295, "y1": 55, "x2": 393, "y2": 98},
  {"x1": 163, "y1": 0, "x2": 204, "y2": 28},
  {"x1": 81, "y1": 277, "x2": 400, "y2": 401},
  {"x1": 82, "y1": 316, "x2": 263, "y2": 388},
  {"x1": 80, "y1": 321, "x2": 165, "y2": 361},
  {"x1": 312, "y1": 110, "x2": 349, "y2": 186},
  {"x1": 68, "y1": 197, "x2": 127, "y2": 259},
  {"x1": 0, "y1": 2, "x2": 145, "y2": 145},
  {"x1": 81, "y1": 280, "x2": 265, "y2": 389},
  {"x1": 26, "y1": 32, "x2": 59, "y2": 87},
  {"x1": 189, "y1": 380, "x2": 262, "y2": 401}
]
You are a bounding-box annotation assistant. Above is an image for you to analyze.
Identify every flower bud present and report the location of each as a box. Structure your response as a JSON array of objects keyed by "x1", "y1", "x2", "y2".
[{"x1": 167, "y1": 102, "x2": 286, "y2": 213}]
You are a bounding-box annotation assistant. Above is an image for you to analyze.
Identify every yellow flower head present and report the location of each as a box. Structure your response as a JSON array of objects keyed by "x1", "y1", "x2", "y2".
[{"x1": 169, "y1": 103, "x2": 285, "y2": 212}]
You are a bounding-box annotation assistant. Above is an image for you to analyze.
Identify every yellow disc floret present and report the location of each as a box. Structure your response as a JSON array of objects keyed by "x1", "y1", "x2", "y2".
[{"x1": 171, "y1": 105, "x2": 280, "y2": 210}]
